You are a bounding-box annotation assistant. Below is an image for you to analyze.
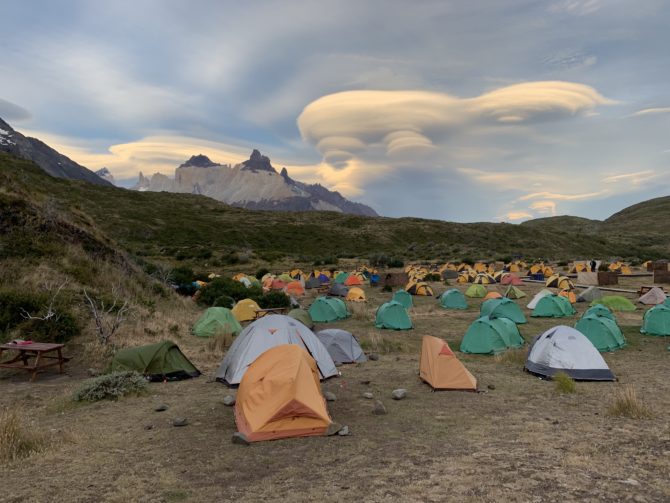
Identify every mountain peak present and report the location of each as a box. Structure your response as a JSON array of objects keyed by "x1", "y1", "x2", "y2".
[
  {"x1": 95, "y1": 167, "x2": 116, "y2": 185},
  {"x1": 179, "y1": 154, "x2": 219, "y2": 168},
  {"x1": 242, "y1": 149, "x2": 275, "y2": 173}
]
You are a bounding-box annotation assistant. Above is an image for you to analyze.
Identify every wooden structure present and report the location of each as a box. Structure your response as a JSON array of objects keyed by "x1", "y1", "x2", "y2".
[
  {"x1": 653, "y1": 271, "x2": 670, "y2": 284},
  {"x1": 0, "y1": 342, "x2": 70, "y2": 381},
  {"x1": 381, "y1": 272, "x2": 409, "y2": 288},
  {"x1": 253, "y1": 307, "x2": 289, "y2": 320}
]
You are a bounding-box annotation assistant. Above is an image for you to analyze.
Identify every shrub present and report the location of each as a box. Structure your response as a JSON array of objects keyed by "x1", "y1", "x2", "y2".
[
  {"x1": 382, "y1": 285, "x2": 392, "y2": 292},
  {"x1": 213, "y1": 295, "x2": 234, "y2": 308},
  {"x1": 607, "y1": 385, "x2": 652, "y2": 419},
  {"x1": 0, "y1": 409, "x2": 48, "y2": 463},
  {"x1": 493, "y1": 348, "x2": 527, "y2": 366},
  {"x1": 73, "y1": 371, "x2": 148, "y2": 402},
  {"x1": 197, "y1": 278, "x2": 262, "y2": 306},
  {"x1": 423, "y1": 273, "x2": 442, "y2": 282},
  {"x1": 460, "y1": 257, "x2": 474, "y2": 266},
  {"x1": 255, "y1": 268, "x2": 270, "y2": 280},
  {"x1": 553, "y1": 372, "x2": 576, "y2": 394},
  {"x1": 386, "y1": 258, "x2": 404, "y2": 268},
  {"x1": 257, "y1": 291, "x2": 291, "y2": 309},
  {"x1": 557, "y1": 260, "x2": 568, "y2": 267},
  {"x1": 170, "y1": 266, "x2": 195, "y2": 286},
  {"x1": 598, "y1": 263, "x2": 610, "y2": 272}
]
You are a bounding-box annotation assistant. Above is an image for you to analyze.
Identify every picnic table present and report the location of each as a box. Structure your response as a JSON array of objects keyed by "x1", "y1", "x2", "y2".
[
  {"x1": 638, "y1": 285, "x2": 667, "y2": 295},
  {"x1": 0, "y1": 342, "x2": 70, "y2": 381},
  {"x1": 254, "y1": 307, "x2": 289, "y2": 319}
]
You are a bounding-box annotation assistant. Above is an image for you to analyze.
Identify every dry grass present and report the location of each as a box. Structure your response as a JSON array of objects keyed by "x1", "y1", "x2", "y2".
[
  {"x1": 607, "y1": 385, "x2": 653, "y2": 419},
  {"x1": 349, "y1": 301, "x2": 372, "y2": 321},
  {"x1": 553, "y1": 372, "x2": 576, "y2": 394},
  {"x1": 206, "y1": 331, "x2": 234, "y2": 354},
  {"x1": 494, "y1": 348, "x2": 527, "y2": 366},
  {"x1": 0, "y1": 408, "x2": 49, "y2": 463}
]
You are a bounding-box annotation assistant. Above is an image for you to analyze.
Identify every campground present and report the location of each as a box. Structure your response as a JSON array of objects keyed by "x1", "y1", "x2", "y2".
[{"x1": 1, "y1": 275, "x2": 669, "y2": 502}]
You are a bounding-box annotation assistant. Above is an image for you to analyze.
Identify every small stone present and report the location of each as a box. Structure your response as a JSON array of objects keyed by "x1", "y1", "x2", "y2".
[
  {"x1": 372, "y1": 400, "x2": 387, "y2": 415},
  {"x1": 334, "y1": 361, "x2": 343, "y2": 367},
  {"x1": 154, "y1": 404, "x2": 169, "y2": 412},
  {"x1": 487, "y1": 384, "x2": 496, "y2": 390},
  {"x1": 359, "y1": 380, "x2": 371, "y2": 385},
  {"x1": 552, "y1": 420, "x2": 560, "y2": 425},
  {"x1": 391, "y1": 389, "x2": 407, "y2": 400},
  {"x1": 325, "y1": 422, "x2": 343, "y2": 436},
  {"x1": 87, "y1": 368, "x2": 100, "y2": 377},
  {"x1": 173, "y1": 417, "x2": 188, "y2": 427},
  {"x1": 144, "y1": 425, "x2": 153, "y2": 430},
  {"x1": 324, "y1": 391, "x2": 337, "y2": 402},
  {"x1": 337, "y1": 425, "x2": 350, "y2": 436},
  {"x1": 231, "y1": 432, "x2": 250, "y2": 445},
  {"x1": 619, "y1": 478, "x2": 639, "y2": 486},
  {"x1": 223, "y1": 395, "x2": 236, "y2": 406},
  {"x1": 368, "y1": 353, "x2": 379, "y2": 361},
  {"x1": 363, "y1": 392, "x2": 374, "y2": 399}
]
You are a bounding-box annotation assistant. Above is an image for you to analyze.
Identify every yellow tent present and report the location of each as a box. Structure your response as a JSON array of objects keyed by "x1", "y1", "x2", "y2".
[
  {"x1": 232, "y1": 298, "x2": 261, "y2": 322},
  {"x1": 345, "y1": 287, "x2": 366, "y2": 302}
]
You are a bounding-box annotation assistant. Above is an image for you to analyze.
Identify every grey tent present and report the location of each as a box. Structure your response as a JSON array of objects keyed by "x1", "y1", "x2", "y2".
[
  {"x1": 577, "y1": 286, "x2": 603, "y2": 303},
  {"x1": 305, "y1": 277, "x2": 321, "y2": 289},
  {"x1": 315, "y1": 329, "x2": 367, "y2": 364},
  {"x1": 638, "y1": 287, "x2": 666, "y2": 306},
  {"x1": 215, "y1": 315, "x2": 337, "y2": 386},
  {"x1": 329, "y1": 283, "x2": 349, "y2": 297},
  {"x1": 524, "y1": 325, "x2": 615, "y2": 381}
]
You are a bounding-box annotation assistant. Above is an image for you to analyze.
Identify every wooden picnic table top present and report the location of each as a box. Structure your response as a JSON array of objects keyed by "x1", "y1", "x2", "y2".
[
  {"x1": 0, "y1": 342, "x2": 65, "y2": 351},
  {"x1": 0, "y1": 342, "x2": 69, "y2": 381}
]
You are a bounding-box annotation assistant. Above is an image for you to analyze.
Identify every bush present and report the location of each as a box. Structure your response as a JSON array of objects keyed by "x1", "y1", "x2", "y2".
[
  {"x1": 255, "y1": 268, "x2": 270, "y2": 280},
  {"x1": 423, "y1": 273, "x2": 442, "y2": 282},
  {"x1": 386, "y1": 258, "x2": 404, "y2": 268},
  {"x1": 72, "y1": 371, "x2": 148, "y2": 402},
  {"x1": 170, "y1": 266, "x2": 195, "y2": 286},
  {"x1": 257, "y1": 291, "x2": 291, "y2": 309},
  {"x1": 197, "y1": 278, "x2": 262, "y2": 306},
  {"x1": 213, "y1": 295, "x2": 234, "y2": 308},
  {"x1": 553, "y1": 372, "x2": 576, "y2": 394}
]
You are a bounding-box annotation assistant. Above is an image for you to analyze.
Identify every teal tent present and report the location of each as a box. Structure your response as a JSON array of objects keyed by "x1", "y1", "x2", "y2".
[
  {"x1": 460, "y1": 316, "x2": 524, "y2": 354},
  {"x1": 591, "y1": 296, "x2": 636, "y2": 312},
  {"x1": 575, "y1": 315, "x2": 626, "y2": 352},
  {"x1": 480, "y1": 298, "x2": 526, "y2": 324},
  {"x1": 640, "y1": 305, "x2": 670, "y2": 336},
  {"x1": 334, "y1": 272, "x2": 350, "y2": 284},
  {"x1": 308, "y1": 297, "x2": 350, "y2": 323},
  {"x1": 582, "y1": 304, "x2": 617, "y2": 322},
  {"x1": 531, "y1": 295, "x2": 576, "y2": 318},
  {"x1": 375, "y1": 300, "x2": 412, "y2": 330},
  {"x1": 439, "y1": 289, "x2": 468, "y2": 310},
  {"x1": 392, "y1": 290, "x2": 413, "y2": 309},
  {"x1": 192, "y1": 307, "x2": 242, "y2": 338},
  {"x1": 111, "y1": 341, "x2": 200, "y2": 381}
]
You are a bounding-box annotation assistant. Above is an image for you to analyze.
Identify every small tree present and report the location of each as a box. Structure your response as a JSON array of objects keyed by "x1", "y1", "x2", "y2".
[{"x1": 83, "y1": 287, "x2": 130, "y2": 345}]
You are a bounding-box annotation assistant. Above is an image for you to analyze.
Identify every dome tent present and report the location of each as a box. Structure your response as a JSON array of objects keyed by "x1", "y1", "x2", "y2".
[
  {"x1": 638, "y1": 287, "x2": 666, "y2": 306},
  {"x1": 591, "y1": 296, "x2": 636, "y2": 312},
  {"x1": 524, "y1": 325, "x2": 615, "y2": 381},
  {"x1": 316, "y1": 329, "x2": 367, "y2": 363},
  {"x1": 287, "y1": 308, "x2": 314, "y2": 329},
  {"x1": 328, "y1": 283, "x2": 349, "y2": 297},
  {"x1": 582, "y1": 304, "x2": 617, "y2": 323},
  {"x1": 465, "y1": 284, "x2": 487, "y2": 298},
  {"x1": 419, "y1": 336, "x2": 477, "y2": 391},
  {"x1": 460, "y1": 316, "x2": 524, "y2": 355},
  {"x1": 480, "y1": 298, "x2": 526, "y2": 324},
  {"x1": 192, "y1": 307, "x2": 242, "y2": 338},
  {"x1": 112, "y1": 341, "x2": 200, "y2": 382},
  {"x1": 439, "y1": 289, "x2": 468, "y2": 310},
  {"x1": 232, "y1": 298, "x2": 261, "y2": 322},
  {"x1": 504, "y1": 285, "x2": 527, "y2": 299},
  {"x1": 577, "y1": 286, "x2": 603, "y2": 303},
  {"x1": 531, "y1": 295, "x2": 576, "y2": 318},
  {"x1": 345, "y1": 287, "x2": 367, "y2": 302},
  {"x1": 308, "y1": 297, "x2": 350, "y2": 323},
  {"x1": 640, "y1": 305, "x2": 670, "y2": 336},
  {"x1": 527, "y1": 289, "x2": 553, "y2": 309},
  {"x1": 574, "y1": 315, "x2": 626, "y2": 352},
  {"x1": 215, "y1": 315, "x2": 337, "y2": 386},
  {"x1": 392, "y1": 290, "x2": 413, "y2": 309},
  {"x1": 375, "y1": 300, "x2": 412, "y2": 330}
]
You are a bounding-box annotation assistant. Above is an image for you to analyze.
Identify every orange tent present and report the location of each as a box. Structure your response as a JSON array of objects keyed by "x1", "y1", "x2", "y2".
[
  {"x1": 484, "y1": 291, "x2": 502, "y2": 300},
  {"x1": 419, "y1": 336, "x2": 477, "y2": 391},
  {"x1": 559, "y1": 289, "x2": 577, "y2": 303},
  {"x1": 235, "y1": 345, "x2": 332, "y2": 442},
  {"x1": 285, "y1": 281, "x2": 305, "y2": 297},
  {"x1": 344, "y1": 274, "x2": 363, "y2": 286},
  {"x1": 271, "y1": 279, "x2": 287, "y2": 290}
]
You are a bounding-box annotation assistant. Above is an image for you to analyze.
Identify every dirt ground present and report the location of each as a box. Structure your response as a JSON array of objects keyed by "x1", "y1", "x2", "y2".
[{"x1": 1, "y1": 275, "x2": 669, "y2": 502}]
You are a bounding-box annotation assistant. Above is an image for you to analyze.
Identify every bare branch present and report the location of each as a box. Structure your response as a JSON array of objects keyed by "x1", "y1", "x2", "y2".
[{"x1": 83, "y1": 287, "x2": 131, "y2": 345}]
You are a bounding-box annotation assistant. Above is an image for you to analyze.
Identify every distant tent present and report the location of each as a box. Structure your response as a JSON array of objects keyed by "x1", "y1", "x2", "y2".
[
  {"x1": 112, "y1": 341, "x2": 200, "y2": 381},
  {"x1": 591, "y1": 296, "x2": 636, "y2": 312},
  {"x1": 316, "y1": 329, "x2": 367, "y2": 363},
  {"x1": 370, "y1": 274, "x2": 380, "y2": 286},
  {"x1": 460, "y1": 316, "x2": 524, "y2": 354},
  {"x1": 524, "y1": 326, "x2": 615, "y2": 381},
  {"x1": 232, "y1": 298, "x2": 261, "y2": 323},
  {"x1": 504, "y1": 285, "x2": 526, "y2": 299},
  {"x1": 317, "y1": 273, "x2": 330, "y2": 284},
  {"x1": 277, "y1": 273, "x2": 294, "y2": 283},
  {"x1": 406, "y1": 281, "x2": 434, "y2": 296},
  {"x1": 473, "y1": 273, "x2": 495, "y2": 285},
  {"x1": 305, "y1": 277, "x2": 321, "y2": 289},
  {"x1": 575, "y1": 315, "x2": 626, "y2": 352},
  {"x1": 465, "y1": 284, "x2": 487, "y2": 298},
  {"x1": 271, "y1": 279, "x2": 287, "y2": 290},
  {"x1": 582, "y1": 304, "x2": 617, "y2": 322},
  {"x1": 344, "y1": 274, "x2": 364, "y2": 286},
  {"x1": 527, "y1": 289, "x2": 554, "y2": 309},
  {"x1": 480, "y1": 298, "x2": 527, "y2": 324},
  {"x1": 501, "y1": 274, "x2": 523, "y2": 286},
  {"x1": 640, "y1": 305, "x2": 670, "y2": 336},
  {"x1": 192, "y1": 307, "x2": 242, "y2": 337},
  {"x1": 328, "y1": 283, "x2": 349, "y2": 297},
  {"x1": 483, "y1": 291, "x2": 502, "y2": 300},
  {"x1": 334, "y1": 272, "x2": 350, "y2": 284},
  {"x1": 638, "y1": 287, "x2": 666, "y2": 306},
  {"x1": 345, "y1": 286, "x2": 367, "y2": 302},
  {"x1": 531, "y1": 295, "x2": 576, "y2": 318},
  {"x1": 545, "y1": 274, "x2": 574, "y2": 290},
  {"x1": 392, "y1": 290, "x2": 414, "y2": 309},
  {"x1": 375, "y1": 300, "x2": 412, "y2": 330},
  {"x1": 439, "y1": 289, "x2": 468, "y2": 310},
  {"x1": 559, "y1": 289, "x2": 577, "y2": 304},
  {"x1": 235, "y1": 345, "x2": 332, "y2": 442},
  {"x1": 288, "y1": 308, "x2": 314, "y2": 329},
  {"x1": 577, "y1": 286, "x2": 603, "y2": 303},
  {"x1": 285, "y1": 281, "x2": 305, "y2": 297},
  {"x1": 215, "y1": 315, "x2": 337, "y2": 386},
  {"x1": 309, "y1": 297, "x2": 350, "y2": 323},
  {"x1": 419, "y1": 336, "x2": 477, "y2": 391}
]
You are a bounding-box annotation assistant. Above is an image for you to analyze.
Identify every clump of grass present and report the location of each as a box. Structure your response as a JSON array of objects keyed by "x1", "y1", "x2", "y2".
[
  {"x1": 0, "y1": 409, "x2": 48, "y2": 463},
  {"x1": 206, "y1": 332, "x2": 234, "y2": 353},
  {"x1": 73, "y1": 371, "x2": 148, "y2": 402},
  {"x1": 349, "y1": 302, "x2": 371, "y2": 321},
  {"x1": 607, "y1": 385, "x2": 653, "y2": 419},
  {"x1": 494, "y1": 348, "x2": 527, "y2": 366},
  {"x1": 553, "y1": 372, "x2": 576, "y2": 394}
]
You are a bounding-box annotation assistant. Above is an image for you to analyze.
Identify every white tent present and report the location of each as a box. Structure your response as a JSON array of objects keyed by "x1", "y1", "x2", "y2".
[
  {"x1": 526, "y1": 289, "x2": 553, "y2": 310},
  {"x1": 215, "y1": 315, "x2": 338, "y2": 386},
  {"x1": 638, "y1": 287, "x2": 666, "y2": 306},
  {"x1": 316, "y1": 329, "x2": 367, "y2": 364},
  {"x1": 577, "y1": 286, "x2": 603, "y2": 303},
  {"x1": 524, "y1": 325, "x2": 615, "y2": 381}
]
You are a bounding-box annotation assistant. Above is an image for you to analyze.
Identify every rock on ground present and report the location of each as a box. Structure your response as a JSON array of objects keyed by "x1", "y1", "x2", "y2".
[
  {"x1": 372, "y1": 400, "x2": 387, "y2": 415},
  {"x1": 223, "y1": 395, "x2": 236, "y2": 406},
  {"x1": 391, "y1": 389, "x2": 407, "y2": 400},
  {"x1": 324, "y1": 391, "x2": 337, "y2": 402}
]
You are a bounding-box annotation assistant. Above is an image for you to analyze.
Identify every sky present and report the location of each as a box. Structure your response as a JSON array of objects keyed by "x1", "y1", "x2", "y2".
[{"x1": 1, "y1": 0, "x2": 669, "y2": 222}]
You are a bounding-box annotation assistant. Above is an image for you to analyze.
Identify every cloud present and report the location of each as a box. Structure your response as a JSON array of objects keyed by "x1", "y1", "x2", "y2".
[
  {"x1": 602, "y1": 170, "x2": 656, "y2": 185},
  {"x1": 504, "y1": 211, "x2": 534, "y2": 221},
  {"x1": 543, "y1": 51, "x2": 598, "y2": 72},
  {"x1": 547, "y1": 0, "x2": 603, "y2": 16},
  {"x1": 631, "y1": 107, "x2": 670, "y2": 117},
  {"x1": 517, "y1": 190, "x2": 606, "y2": 202},
  {"x1": 0, "y1": 98, "x2": 31, "y2": 122},
  {"x1": 529, "y1": 200, "x2": 557, "y2": 216}
]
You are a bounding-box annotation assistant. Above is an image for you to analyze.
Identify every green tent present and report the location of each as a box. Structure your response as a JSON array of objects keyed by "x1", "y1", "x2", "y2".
[
  {"x1": 640, "y1": 305, "x2": 670, "y2": 336},
  {"x1": 288, "y1": 308, "x2": 314, "y2": 329},
  {"x1": 192, "y1": 307, "x2": 242, "y2": 337},
  {"x1": 439, "y1": 289, "x2": 468, "y2": 309},
  {"x1": 591, "y1": 296, "x2": 636, "y2": 312},
  {"x1": 277, "y1": 273, "x2": 294, "y2": 283},
  {"x1": 393, "y1": 289, "x2": 413, "y2": 309},
  {"x1": 460, "y1": 316, "x2": 524, "y2": 354},
  {"x1": 480, "y1": 298, "x2": 526, "y2": 324},
  {"x1": 111, "y1": 341, "x2": 200, "y2": 381},
  {"x1": 575, "y1": 314, "x2": 626, "y2": 351},
  {"x1": 582, "y1": 304, "x2": 617, "y2": 322},
  {"x1": 375, "y1": 300, "x2": 412, "y2": 330},
  {"x1": 465, "y1": 284, "x2": 487, "y2": 298},
  {"x1": 531, "y1": 295, "x2": 576, "y2": 318},
  {"x1": 334, "y1": 272, "x2": 350, "y2": 284},
  {"x1": 504, "y1": 285, "x2": 526, "y2": 299},
  {"x1": 308, "y1": 296, "x2": 350, "y2": 323}
]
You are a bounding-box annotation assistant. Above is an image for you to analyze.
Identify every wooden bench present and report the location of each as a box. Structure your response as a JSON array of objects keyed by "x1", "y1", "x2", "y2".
[
  {"x1": 253, "y1": 307, "x2": 289, "y2": 320},
  {"x1": 638, "y1": 285, "x2": 668, "y2": 295},
  {"x1": 0, "y1": 342, "x2": 70, "y2": 381}
]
